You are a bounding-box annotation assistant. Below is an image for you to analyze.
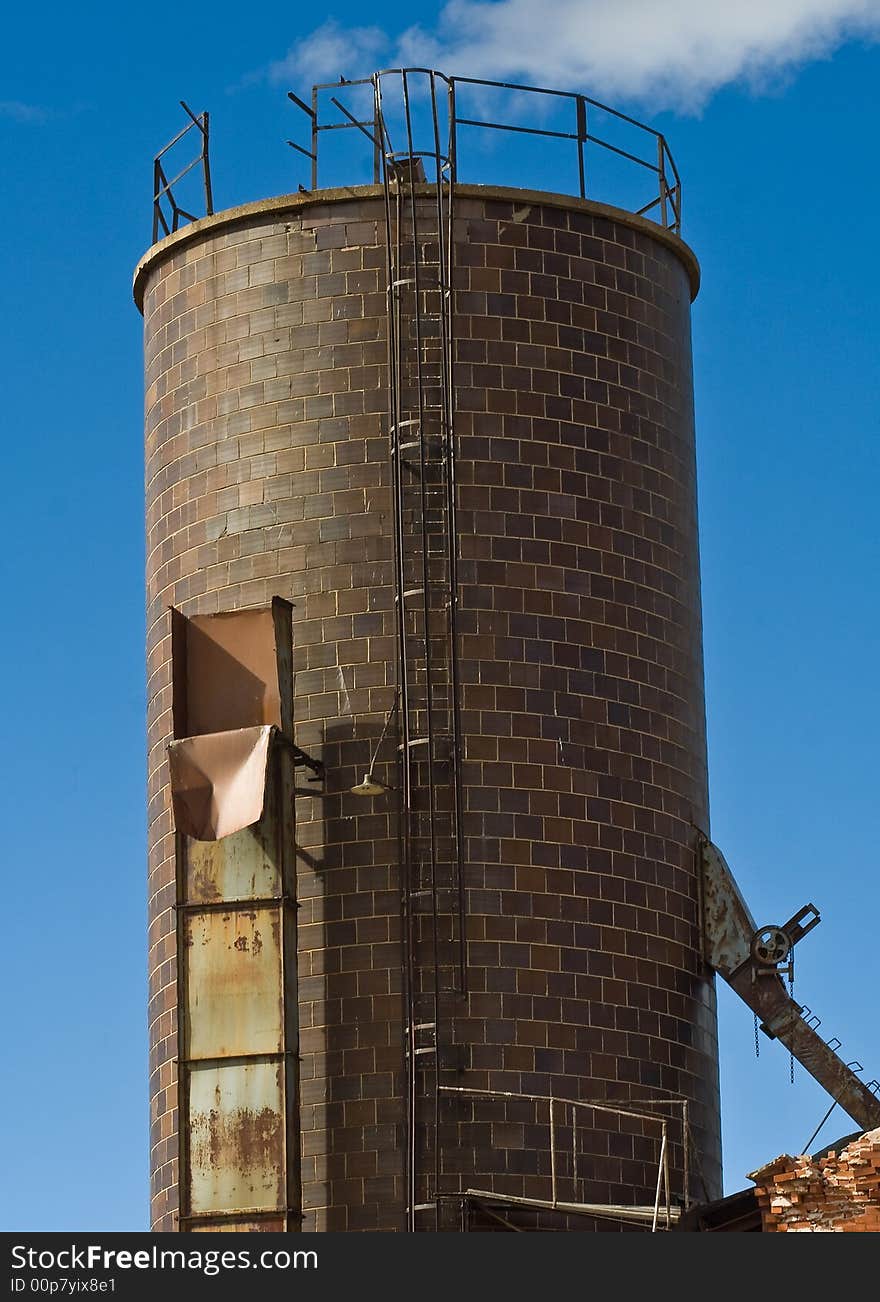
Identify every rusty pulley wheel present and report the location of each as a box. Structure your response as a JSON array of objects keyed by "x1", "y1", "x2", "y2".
[{"x1": 751, "y1": 926, "x2": 791, "y2": 966}]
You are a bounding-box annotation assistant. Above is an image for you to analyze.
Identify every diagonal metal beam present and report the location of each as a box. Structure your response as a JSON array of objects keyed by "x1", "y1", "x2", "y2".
[{"x1": 700, "y1": 838, "x2": 880, "y2": 1132}]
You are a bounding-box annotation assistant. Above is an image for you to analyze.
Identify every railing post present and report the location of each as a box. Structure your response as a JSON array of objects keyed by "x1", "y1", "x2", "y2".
[
  {"x1": 663, "y1": 1122, "x2": 671, "y2": 1229},
  {"x1": 652, "y1": 1126, "x2": 667, "y2": 1232},
  {"x1": 657, "y1": 135, "x2": 668, "y2": 228},
  {"x1": 152, "y1": 159, "x2": 161, "y2": 244},
  {"x1": 311, "y1": 85, "x2": 319, "y2": 190},
  {"x1": 576, "y1": 96, "x2": 586, "y2": 199},
  {"x1": 549, "y1": 1096, "x2": 557, "y2": 1207},
  {"x1": 571, "y1": 1102, "x2": 578, "y2": 1202},
  {"x1": 448, "y1": 80, "x2": 457, "y2": 184},
  {"x1": 372, "y1": 92, "x2": 381, "y2": 184},
  {"x1": 202, "y1": 112, "x2": 214, "y2": 217}
]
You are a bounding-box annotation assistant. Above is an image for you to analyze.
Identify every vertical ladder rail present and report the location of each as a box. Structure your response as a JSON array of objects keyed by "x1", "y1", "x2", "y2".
[
  {"x1": 430, "y1": 70, "x2": 467, "y2": 999},
  {"x1": 378, "y1": 67, "x2": 467, "y2": 1232},
  {"x1": 400, "y1": 69, "x2": 443, "y2": 1233},
  {"x1": 376, "y1": 73, "x2": 419, "y2": 1231}
]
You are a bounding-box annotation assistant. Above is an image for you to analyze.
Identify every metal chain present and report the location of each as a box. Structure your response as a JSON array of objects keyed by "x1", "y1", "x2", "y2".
[
  {"x1": 754, "y1": 1012, "x2": 760, "y2": 1058},
  {"x1": 789, "y1": 958, "x2": 795, "y2": 1084}
]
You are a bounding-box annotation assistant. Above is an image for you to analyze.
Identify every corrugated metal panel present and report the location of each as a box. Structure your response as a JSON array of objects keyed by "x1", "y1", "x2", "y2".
[
  {"x1": 188, "y1": 1061, "x2": 285, "y2": 1214},
  {"x1": 185, "y1": 909, "x2": 283, "y2": 1059}
]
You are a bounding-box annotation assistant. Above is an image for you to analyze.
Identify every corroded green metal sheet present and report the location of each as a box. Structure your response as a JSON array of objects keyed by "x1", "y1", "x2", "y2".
[
  {"x1": 184, "y1": 908, "x2": 283, "y2": 1059},
  {"x1": 187, "y1": 1060, "x2": 285, "y2": 1214}
]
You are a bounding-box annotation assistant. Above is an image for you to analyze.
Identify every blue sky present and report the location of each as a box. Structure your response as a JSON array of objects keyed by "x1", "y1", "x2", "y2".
[{"x1": 1, "y1": 1, "x2": 878, "y2": 1231}]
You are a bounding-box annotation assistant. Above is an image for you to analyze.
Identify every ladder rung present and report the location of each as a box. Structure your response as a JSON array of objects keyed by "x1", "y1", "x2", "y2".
[
  {"x1": 398, "y1": 435, "x2": 443, "y2": 450},
  {"x1": 390, "y1": 279, "x2": 444, "y2": 292}
]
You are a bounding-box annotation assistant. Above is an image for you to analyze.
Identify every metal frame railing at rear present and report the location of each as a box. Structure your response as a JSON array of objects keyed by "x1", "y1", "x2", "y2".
[
  {"x1": 152, "y1": 101, "x2": 213, "y2": 244},
  {"x1": 287, "y1": 68, "x2": 682, "y2": 234},
  {"x1": 437, "y1": 1086, "x2": 696, "y2": 1230}
]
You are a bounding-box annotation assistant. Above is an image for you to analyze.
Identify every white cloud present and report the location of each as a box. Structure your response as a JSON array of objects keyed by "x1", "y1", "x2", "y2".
[
  {"x1": 0, "y1": 100, "x2": 49, "y2": 124},
  {"x1": 279, "y1": 0, "x2": 880, "y2": 109},
  {"x1": 268, "y1": 20, "x2": 388, "y2": 87}
]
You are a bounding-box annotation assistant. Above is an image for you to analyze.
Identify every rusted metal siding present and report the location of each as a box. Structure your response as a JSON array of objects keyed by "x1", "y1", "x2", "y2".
[
  {"x1": 188, "y1": 1060, "x2": 285, "y2": 1213},
  {"x1": 184, "y1": 908, "x2": 283, "y2": 1059},
  {"x1": 186, "y1": 815, "x2": 281, "y2": 904},
  {"x1": 178, "y1": 743, "x2": 301, "y2": 1230}
]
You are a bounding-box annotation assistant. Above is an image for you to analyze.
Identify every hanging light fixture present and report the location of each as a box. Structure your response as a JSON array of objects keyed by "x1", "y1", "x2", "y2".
[
  {"x1": 350, "y1": 772, "x2": 390, "y2": 797},
  {"x1": 349, "y1": 696, "x2": 399, "y2": 797}
]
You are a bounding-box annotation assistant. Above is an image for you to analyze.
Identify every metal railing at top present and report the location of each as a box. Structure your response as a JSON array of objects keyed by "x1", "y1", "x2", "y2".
[
  {"x1": 149, "y1": 70, "x2": 683, "y2": 243},
  {"x1": 287, "y1": 68, "x2": 682, "y2": 234},
  {"x1": 152, "y1": 101, "x2": 213, "y2": 244}
]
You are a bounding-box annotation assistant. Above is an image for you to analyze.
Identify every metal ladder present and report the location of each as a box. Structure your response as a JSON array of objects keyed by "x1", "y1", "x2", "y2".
[{"x1": 377, "y1": 69, "x2": 466, "y2": 1232}]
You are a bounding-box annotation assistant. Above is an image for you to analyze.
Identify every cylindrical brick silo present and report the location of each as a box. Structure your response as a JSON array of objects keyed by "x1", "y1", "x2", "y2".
[{"x1": 136, "y1": 74, "x2": 721, "y2": 1232}]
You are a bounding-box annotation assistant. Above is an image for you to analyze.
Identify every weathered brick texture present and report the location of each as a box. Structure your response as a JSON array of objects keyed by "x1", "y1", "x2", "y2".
[
  {"x1": 137, "y1": 185, "x2": 721, "y2": 1232},
  {"x1": 751, "y1": 1129, "x2": 880, "y2": 1231}
]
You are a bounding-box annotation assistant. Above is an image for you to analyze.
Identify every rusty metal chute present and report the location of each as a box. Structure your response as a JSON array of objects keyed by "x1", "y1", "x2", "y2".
[
  {"x1": 168, "y1": 599, "x2": 321, "y2": 1232},
  {"x1": 700, "y1": 838, "x2": 880, "y2": 1132}
]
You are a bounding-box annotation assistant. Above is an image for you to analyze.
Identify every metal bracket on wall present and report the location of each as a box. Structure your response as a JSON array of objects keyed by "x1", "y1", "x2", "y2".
[{"x1": 276, "y1": 731, "x2": 325, "y2": 782}]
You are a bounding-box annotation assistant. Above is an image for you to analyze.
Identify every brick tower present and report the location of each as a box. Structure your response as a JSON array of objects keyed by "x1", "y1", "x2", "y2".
[{"x1": 136, "y1": 70, "x2": 721, "y2": 1232}]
